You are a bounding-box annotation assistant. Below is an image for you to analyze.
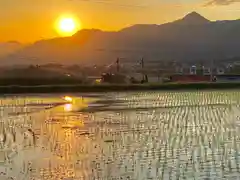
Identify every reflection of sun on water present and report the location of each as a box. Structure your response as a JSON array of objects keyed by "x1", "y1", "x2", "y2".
[
  {"x1": 64, "y1": 96, "x2": 73, "y2": 102},
  {"x1": 0, "y1": 95, "x2": 100, "y2": 179},
  {"x1": 64, "y1": 103, "x2": 72, "y2": 112},
  {"x1": 38, "y1": 95, "x2": 97, "y2": 177}
]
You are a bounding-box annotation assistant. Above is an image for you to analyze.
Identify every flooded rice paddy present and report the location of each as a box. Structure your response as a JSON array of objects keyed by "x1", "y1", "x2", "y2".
[{"x1": 1, "y1": 91, "x2": 240, "y2": 179}]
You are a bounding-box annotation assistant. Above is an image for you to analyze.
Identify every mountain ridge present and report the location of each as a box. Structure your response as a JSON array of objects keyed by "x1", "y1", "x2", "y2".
[{"x1": 1, "y1": 12, "x2": 240, "y2": 65}]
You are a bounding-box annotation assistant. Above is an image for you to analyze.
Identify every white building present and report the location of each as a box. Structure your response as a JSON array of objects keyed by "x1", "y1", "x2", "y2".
[{"x1": 189, "y1": 66, "x2": 197, "y2": 75}]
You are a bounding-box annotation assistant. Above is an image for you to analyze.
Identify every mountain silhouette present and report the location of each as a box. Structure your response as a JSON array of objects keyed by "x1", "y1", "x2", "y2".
[
  {"x1": 0, "y1": 41, "x2": 23, "y2": 58},
  {"x1": 175, "y1": 11, "x2": 210, "y2": 25},
  {"x1": 1, "y1": 12, "x2": 240, "y2": 65}
]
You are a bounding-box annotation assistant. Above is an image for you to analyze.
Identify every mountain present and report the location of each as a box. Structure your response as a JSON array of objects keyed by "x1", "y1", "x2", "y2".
[
  {"x1": 1, "y1": 12, "x2": 240, "y2": 66},
  {"x1": 174, "y1": 11, "x2": 210, "y2": 25},
  {"x1": 0, "y1": 41, "x2": 23, "y2": 58}
]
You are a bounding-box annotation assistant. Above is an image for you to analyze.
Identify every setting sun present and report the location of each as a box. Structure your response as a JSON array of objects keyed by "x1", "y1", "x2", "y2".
[
  {"x1": 60, "y1": 18, "x2": 75, "y2": 32},
  {"x1": 55, "y1": 15, "x2": 81, "y2": 36}
]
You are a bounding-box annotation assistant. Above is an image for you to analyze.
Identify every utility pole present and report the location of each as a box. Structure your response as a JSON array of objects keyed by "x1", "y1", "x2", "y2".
[
  {"x1": 116, "y1": 58, "x2": 120, "y2": 73},
  {"x1": 140, "y1": 57, "x2": 145, "y2": 81},
  {"x1": 141, "y1": 57, "x2": 144, "y2": 69},
  {"x1": 210, "y1": 59, "x2": 214, "y2": 81}
]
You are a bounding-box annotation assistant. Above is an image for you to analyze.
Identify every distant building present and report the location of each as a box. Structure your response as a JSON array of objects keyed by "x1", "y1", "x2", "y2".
[
  {"x1": 86, "y1": 76, "x2": 102, "y2": 84},
  {"x1": 217, "y1": 67, "x2": 225, "y2": 75},
  {"x1": 215, "y1": 75, "x2": 240, "y2": 82},
  {"x1": 170, "y1": 75, "x2": 211, "y2": 82},
  {"x1": 189, "y1": 66, "x2": 197, "y2": 75},
  {"x1": 203, "y1": 67, "x2": 211, "y2": 75},
  {"x1": 175, "y1": 67, "x2": 183, "y2": 74}
]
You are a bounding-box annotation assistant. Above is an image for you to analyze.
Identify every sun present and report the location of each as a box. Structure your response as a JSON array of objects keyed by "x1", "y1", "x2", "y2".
[
  {"x1": 60, "y1": 18, "x2": 75, "y2": 32},
  {"x1": 55, "y1": 15, "x2": 81, "y2": 36}
]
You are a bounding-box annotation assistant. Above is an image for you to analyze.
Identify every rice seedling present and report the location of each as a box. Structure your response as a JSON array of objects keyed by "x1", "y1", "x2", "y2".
[{"x1": 0, "y1": 91, "x2": 239, "y2": 179}]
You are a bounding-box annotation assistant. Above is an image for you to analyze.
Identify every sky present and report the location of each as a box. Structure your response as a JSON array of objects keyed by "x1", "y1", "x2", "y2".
[{"x1": 0, "y1": 0, "x2": 239, "y2": 43}]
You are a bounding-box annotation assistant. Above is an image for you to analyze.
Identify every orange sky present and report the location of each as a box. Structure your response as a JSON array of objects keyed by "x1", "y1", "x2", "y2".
[{"x1": 0, "y1": 0, "x2": 239, "y2": 43}]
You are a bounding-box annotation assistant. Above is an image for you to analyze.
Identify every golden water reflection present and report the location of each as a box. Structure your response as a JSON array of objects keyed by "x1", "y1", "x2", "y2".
[
  {"x1": 2, "y1": 92, "x2": 240, "y2": 179},
  {"x1": 64, "y1": 96, "x2": 73, "y2": 103},
  {"x1": 64, "y1": 103, "x2": 72, "y2": 112}
]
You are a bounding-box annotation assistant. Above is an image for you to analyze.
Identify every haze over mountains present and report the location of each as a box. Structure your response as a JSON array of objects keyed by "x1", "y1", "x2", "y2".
[
  {"x1": 1, "y1": 12, "x2": 240, "y2": 66},
  {"x1": 0, "y1": 41, "x2": 23, "y2": 58}
]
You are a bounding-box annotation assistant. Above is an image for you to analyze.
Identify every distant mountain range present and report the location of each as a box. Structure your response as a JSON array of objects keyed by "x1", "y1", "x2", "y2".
[
  {"x1": 0, "y1": 41, "x2": 23, "y2": 58},
  {"x1": 1, "y1": 12, "x2": 240, "y2": 66}
]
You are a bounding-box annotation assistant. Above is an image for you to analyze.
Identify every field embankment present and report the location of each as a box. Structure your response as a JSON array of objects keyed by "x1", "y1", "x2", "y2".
[{"x1": 1, "y1": 82, "x2": 240, "y2": 94}]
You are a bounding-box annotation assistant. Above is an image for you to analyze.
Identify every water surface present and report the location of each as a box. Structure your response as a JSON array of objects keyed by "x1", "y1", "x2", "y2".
[{"x1": 0, "y1": 91, "x2": 240, "y2": 179}]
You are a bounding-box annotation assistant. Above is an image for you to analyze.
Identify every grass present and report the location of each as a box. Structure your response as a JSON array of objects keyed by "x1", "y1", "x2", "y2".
[{"x1": 1, "y1": 82, "x2": 240, "y2": 94}]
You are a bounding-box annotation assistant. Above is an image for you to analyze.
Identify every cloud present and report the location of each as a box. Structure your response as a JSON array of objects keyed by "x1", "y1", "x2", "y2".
[{"x1": 204, "y1": 0, "x2": 240, "y2": 6}]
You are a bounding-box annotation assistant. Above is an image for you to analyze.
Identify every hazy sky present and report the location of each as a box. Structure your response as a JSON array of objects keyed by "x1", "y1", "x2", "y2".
[{"x1": 0, "y1": 0, "x2": 239, "y2": 42}]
